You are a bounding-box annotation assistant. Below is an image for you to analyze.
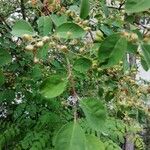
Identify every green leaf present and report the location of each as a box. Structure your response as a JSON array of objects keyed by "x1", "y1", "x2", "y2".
[
  {"x1": 54, "y1": 122, "x2": 86, "y2": 150},
  {"x1": 104, "y1": 140, "x2": 122, "y2": 150},
  {"x1": 100, "y1": 25, "x2": 113, "y2": 36},
  {"x1": 0, "y1": 49, "x2": 12, "y2": 66},
  {"x1": 56, "y1": 23, "x2": 86, "y2": 39},
  {"x1": 127, "y1": 42, "x2": 138, "y2": 54},
  {"x1": 98, "y1": 88, "x2": 104, "y2": 97},
  {"x1": 123, "y1": 56, "x2": 130, "y2": 73},
  {"x1": 80, "y1": 98, "x2": 106, "y2": 131},
  {"x1": 69, "y1": 5, "x2": 80, "y2": 14},
  {"x1": 31, "y1": 65, "x2": 42, "y2": 80},
  {"x1": 141, "y1": 44, "x2": 150, "y2": 70},
  {"x1": 0, "y1": 70, "x2": 5, "y2": 86},
  {"x1": 125, "y1": 0, "x2": 150, "y2": 13},
  {"x1": 40, "y1": 75, "x2": 67, "y2": 99},
  {"x1": 0, "y1": 90, "x2": 15, "y2": 102},
  {"x1": 51, "y1": 14, "x2": 67, "y2": 27},
  {"x1": 86, "y1": 135, "x2": 105, "y2": 150},
  {"x1": 141, "y1": 56, "x2": 149, "y2": 71},
  {"x1": 80, "y1": 0, "x2": 90, "y2": 19},
  {"x1": 37, "y1": 16, "x2": 52, "y2": 36},
  {"x1": 98, "y1": 34, "x2": 127, "y2": 68},
  {"x1": 11, "y1": 20, "x2": 36, "y2": 37},
  {"x1": 73, "y1": 58, "x2": 92, "y2": 73},
  {"x1": 37, "y1": 43, "x2": 49, "y2": 60}
]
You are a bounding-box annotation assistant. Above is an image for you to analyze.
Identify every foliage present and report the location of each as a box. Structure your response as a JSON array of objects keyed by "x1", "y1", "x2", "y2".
[{"x1": 0, "y1": 0, "x2": 150, "y2": 149}]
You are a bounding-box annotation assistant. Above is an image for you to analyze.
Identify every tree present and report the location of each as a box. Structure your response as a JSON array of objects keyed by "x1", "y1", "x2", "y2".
[{"x1": 0, "y1": 0, "x2": 150, "y2": 149}]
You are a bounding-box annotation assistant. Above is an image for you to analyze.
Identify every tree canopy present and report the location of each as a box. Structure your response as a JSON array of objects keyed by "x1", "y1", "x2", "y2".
[{"x1": 0, "y1": 0, "x2": 150, "y2": 149}]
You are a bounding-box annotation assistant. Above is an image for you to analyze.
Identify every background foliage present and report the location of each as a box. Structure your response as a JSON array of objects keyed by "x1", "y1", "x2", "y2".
[{"x1": 0, "y1": 0, "x2": 150, "y2": 149}]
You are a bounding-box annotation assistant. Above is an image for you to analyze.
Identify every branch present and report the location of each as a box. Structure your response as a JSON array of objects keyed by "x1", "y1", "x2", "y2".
[
  {"x1": 107, "y1": 5, "x2": 124, "y2": 10},
  {"x1": 106, "y1": 1, "x2": 125, "y2": 10},
  {"x1": 119, "y1": 1, "x2": 125, "y2": 10},
  {"x1": 20, "y1": 0, "x2": 26, "y2": 20},
  {"x1": 135, "y1": 22, "x2": 150, "y2": 30},
  {"x1": 89, "y1": 30, "x2": 94, "y2": 42},
  {"x1": 0, "y1": 14, "x2": 11, "y2": 30},
  {"x1": 66, "y1": 56, "x2": 78, "y2": 122}
]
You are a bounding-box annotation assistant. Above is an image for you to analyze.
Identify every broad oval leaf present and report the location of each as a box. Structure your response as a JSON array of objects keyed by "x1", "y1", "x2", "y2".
[
  {"x1": 98, "y1": 34, "x2": 127, "y2": 68},
  {"x1": 51, "y1": 14, "x2": 67, "y2": 27},
  {"x1": 56, "y1": 23, "x2": 86, "y2": 39},
  {"x1": 0, "y1": 49, "x2": 12, "y2": 66},
  {"x1": 141, "y1": 56, "x2": 149, "y2": 71},
  {"x1": 125, "y1": 0, "x2": 150, "y2": 13},
  {"x1": 37, "y1": 16, "x2": 52, "y2": 36},
  {"x1": 80, "y1": 98, "x2": 106, "y2": 131},
  {"x1": 141, "y1": 44, "x2": 150, "y2": 70},
  {"x1": 11, "y1": 20, "x2": 36, "y2": 37},
  {"x1": 40, "y1": 75, "x2": 67, "y2": 99},
  {"x1": 80, "y1": 0, "x2": 90, "y2": 19},
  {"x1": 73, "y1": 58, "x2": 92, "y2": 73},
  {"x1": 54, "y1": 122, "x2": 86, "y2": 150},
  {"x1": 86, "y1": 135, "x2": 105, "y2": 150}
]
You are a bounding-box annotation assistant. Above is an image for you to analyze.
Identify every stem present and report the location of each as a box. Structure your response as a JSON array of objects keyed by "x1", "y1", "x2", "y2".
[
  {"x1": 66, "y1": 55, "x2": 78, "y2": 122},
  {"x1": 20, "y1": 0, "x2": 26, "y2": 20},
  {"x1": 89, "y1": 30, "x2": 94, "y2": 42},
  {"x1": 0, "y1": 14, "x2": 11, "y2": 30}
]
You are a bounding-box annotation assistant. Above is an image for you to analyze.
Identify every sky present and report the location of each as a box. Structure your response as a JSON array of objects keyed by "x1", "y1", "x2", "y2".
[{"x1": 137, "y1": 64, "x2": 150, "y2": 81}]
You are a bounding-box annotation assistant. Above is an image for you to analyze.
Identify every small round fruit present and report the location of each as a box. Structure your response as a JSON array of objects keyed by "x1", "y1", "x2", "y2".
[
  {"x1": 70, "y1": 11, "x2": 75, "y2": 17},
  {"x1": 36, "y1": 41, "x2": 44, "y2": 48},
  {"x1": 82, "y1": 20, "x2": 89, "y2": 26},
  {"x1": 75, "y1": 17, "x2": 81, "y2": 22},
  {"x1": 49, "y1": 42, "x2": 55, "y2": 47},
  {"x1": 42, "y1": 36, "x2": 50, "y2": 43},
  {"x1": 143, "y1": 37, "x2": 150, "y2": 44},
  {"x1": 92, "y1": 60, "x2": 98, "y2": 68},
  {"x1": 33, "y1": 57, "x2": 39, "y2": 63},
  {"x1": 130, "y1": 33, "x2": 138, "y2": 42},
  {"x1": 84, "y1": 27, "x2": 91, "y2": 31},
  {"x1": 22, "y1": 34, "x2": 33, "y2": 41},
  {"x1": 66, "y1": 10, "x2": 71, "y2": 15},
  {"x1": 137, "y1": 93, "x2": 142, "y2": 97},
  {"x1": 25, "y1": 45, "x2": 34, "y2": 51},
  {"x1": 60, "y1": 45, "x2": 68, "y2": 53},
  {"x1": 79, "y1": 47, "x2": 85, "y2": 53},
  {"x1": 121, "y1": 31, "x2": 130, "y2": 38}
]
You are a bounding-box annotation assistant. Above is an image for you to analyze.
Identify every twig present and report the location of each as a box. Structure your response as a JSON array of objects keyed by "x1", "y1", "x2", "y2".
[
  {"x1": 66, "y1": 56, "x2": 78, "y2": 122},
  {"x1": 20, "y1": 0, "x2": 26, "y2": 20},
  {"x1": 107, "y1": 1, "x2": 125, "y2": 10},
  {"x1": 89, "y1": 30, "x2": 95, "y2": 42},
  {"x1": 107, "y1": 5, "x2": 124, "y2": 10},
  {"x1": 119, "y1": 1, "x2": 125, "y2": 10},
  {"x1": 0, "y1": 14, "x2": 11, "y2": 30},
  {"x1": 134, "y1": 22, "x2": 150, "y2": 30}
]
